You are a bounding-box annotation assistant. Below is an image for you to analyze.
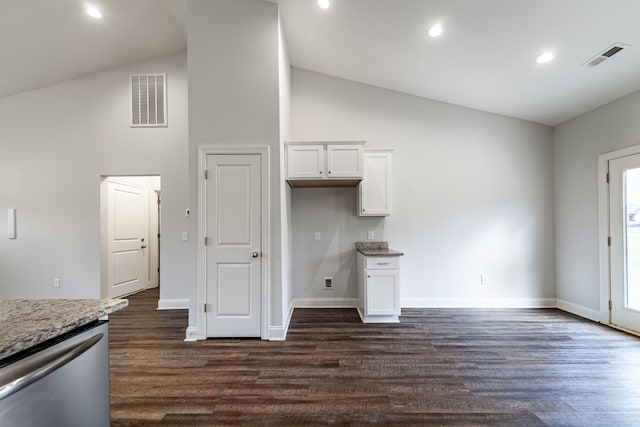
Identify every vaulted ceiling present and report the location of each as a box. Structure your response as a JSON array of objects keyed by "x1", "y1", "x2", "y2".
[{"x1": 3, "y1": 0, "x2": 640, "y2": 126}]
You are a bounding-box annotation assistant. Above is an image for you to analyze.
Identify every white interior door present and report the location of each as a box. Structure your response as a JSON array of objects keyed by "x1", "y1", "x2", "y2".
[
  {"x1": 107, "y1": 181, "x2": 149, "y2": 298},
  {"x1": 609, "y1": 154, "x2": 640, "y2": 333},
  {"x1": 206, "y1": 154, "x2": 262, "y2": 337}
]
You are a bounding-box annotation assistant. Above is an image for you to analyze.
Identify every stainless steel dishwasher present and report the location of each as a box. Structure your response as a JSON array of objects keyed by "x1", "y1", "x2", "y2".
[{"x1": 0, "y1": 321, "x2": 110, "y2": 427}]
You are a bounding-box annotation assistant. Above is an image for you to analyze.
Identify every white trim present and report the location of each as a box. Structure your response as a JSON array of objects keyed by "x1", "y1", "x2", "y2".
[
  {"x1": 195, "y1": 145, "x2": 271, "y2": 341},
  {"x1": 284, "y1": 303, "x2": 295, "y2": 333},
  {"x1": 269, "y1": 302, "x2": 294, "y2": 341},
  {"x1": 184, "y1": 327, "x2": 199, "y2": 342},
  {"x1": 400, "y1": 297, "x2": 557, "y2": 308},
  {"x1": 598, "y1": 143, "x2": 640, "y2": 325},
  {"x1": 607, "y1": 323, "x2": 640, "y2": 338},
  {"x1": 157, "y1": 299, "x2": 189, "y2": 310},
  {"x1": 268, "y1": 326, "x2": 287, "y2": 341},
  {"x1": 292, "y1": 297, "x2": 358, "y2": 308},
  {"x1": 556, "y1": 299, "x2": 601, "y2": 322}
]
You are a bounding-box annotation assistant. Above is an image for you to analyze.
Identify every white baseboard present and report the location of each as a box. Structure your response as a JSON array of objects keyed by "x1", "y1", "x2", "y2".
[
  {"x1": 184, "y1": 326, "x2": 200, "y2": 342},
  {"x1": 401, "y1": 297, "x2": 558, "y2": 308},
  {"x1": 157, "y1": 299, "x2": 189, "y2": 310},
  {"x1": 269, "y1": 302, "x2": 295, "y2": 341},
  {"x1": 556, "y1": 299, "x2": 600, "y2": 322},
  {"x1": 269, "y1": 326, "x2": 287, "y2": 341},
  {"x1": 292, "y1": 297, "x2": 357, "y2": 308}
]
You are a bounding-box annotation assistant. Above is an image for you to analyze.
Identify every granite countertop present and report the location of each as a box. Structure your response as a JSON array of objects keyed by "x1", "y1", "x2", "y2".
[
  {"x1": 356, "y1": 241, "x2": 404, "y2": 257},
  {"x1": 0, "y1": 298, "x2": 128, "y2": 361}
]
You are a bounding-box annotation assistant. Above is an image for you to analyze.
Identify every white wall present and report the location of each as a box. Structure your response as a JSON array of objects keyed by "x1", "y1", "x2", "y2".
[
  {"x1": 291, "y1": 187, "x2": 384, "y2": 303},
  {"x1": 0, "y1": 52, "x2": 189, "y2": 302},
  {"x1": 290, "y1": 68, "x2": 555, "y2": 307},
  {"x1": 278, "y1": 11, "x2": 294, "y2": 330},
  {"x1": 187, "y1": 0, "x2": 286, "y2": 336},
  {"x1": 554, "y1": 89, "x2": 640, "y2": 315}
]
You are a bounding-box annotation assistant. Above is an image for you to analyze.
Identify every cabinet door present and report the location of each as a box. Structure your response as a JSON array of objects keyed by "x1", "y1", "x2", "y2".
[
  {"x1": 359, "y1": 151, "x2": 391, "y2": 216},
  {"x1": 366, "y1": 269, "x2": 400, "y2": 315},
  {"x1": 287, "y1": 145, "x2": 324, "y2": 178},
  {"x1": 326, "y1": 145, "x2": 363, "y2": 178}
]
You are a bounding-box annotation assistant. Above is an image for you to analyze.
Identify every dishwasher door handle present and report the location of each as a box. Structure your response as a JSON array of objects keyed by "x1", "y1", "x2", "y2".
[{"x1": 0, "y1": 333, "x2": 103, "y2": 400}]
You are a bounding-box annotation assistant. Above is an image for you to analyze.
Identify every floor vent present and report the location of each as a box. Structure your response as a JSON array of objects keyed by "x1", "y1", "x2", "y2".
[
  {"x1": 130, "y1": 74, "x2": 167, "y2": 127},
  {"x1": 583, "y1": 43, "x2": 629, "y2": 68}
]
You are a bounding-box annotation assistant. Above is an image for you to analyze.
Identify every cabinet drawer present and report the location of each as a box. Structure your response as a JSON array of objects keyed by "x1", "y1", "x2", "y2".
[{"x1": 365, "y1": 256, "x2": 400, "y2": 269}]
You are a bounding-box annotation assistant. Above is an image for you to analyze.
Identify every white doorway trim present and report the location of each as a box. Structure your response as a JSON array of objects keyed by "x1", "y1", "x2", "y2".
[
  {"x1": 598, "y1": 143, "x2": 640, "y2": 326},
  {"x1": 99, "y1": 175, "x2": 161, "y2": 298},
  {"x1": 195, "y1": 145, "x2": 271, "y2": 340}
]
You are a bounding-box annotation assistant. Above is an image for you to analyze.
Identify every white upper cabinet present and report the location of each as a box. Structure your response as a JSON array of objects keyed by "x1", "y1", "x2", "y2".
[
  {"x1": 286, "y1": 144, "x2": 324, "y2": 178},
  {"x1": 358, "y1": 149, "x2": 392, "y2": 216},
  {"x1": 286, "y1": 141, "x2": 365, "y2": 186},
  {"x1": 326, "y1": 144, "x2": 364, "y2": 178}
]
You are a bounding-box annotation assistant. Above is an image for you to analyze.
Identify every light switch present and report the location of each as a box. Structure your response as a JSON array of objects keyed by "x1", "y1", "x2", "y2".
[
  {"x1": 182, "y1": 232, "x2": 189, "y2": 241},
  {"x1": 367, "y1": 231, "x2": 374, "y2": 240},
  {"x1": 7, "y1": 208, "x2": 16, "y2": 239},
  {"x1": 314, "y1": 232, "x2": 321, "y2": 241}
]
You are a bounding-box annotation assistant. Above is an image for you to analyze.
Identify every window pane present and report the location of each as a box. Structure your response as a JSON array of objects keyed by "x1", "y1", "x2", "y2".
[{"x1": 625, "y1": 167, "x2": 640, "y2": 310}]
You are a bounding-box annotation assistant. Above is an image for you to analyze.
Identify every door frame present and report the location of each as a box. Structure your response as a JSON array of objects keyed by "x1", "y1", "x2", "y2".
[
  {"x1": 196, "y1": 145, "x2": 271, "y2": 340},
  {"x1": 598, "y1": 143, "x2": 640, "y2": 329},
  {"x1": 99, "y1": 176, "x2": 161, "y2": 298}
]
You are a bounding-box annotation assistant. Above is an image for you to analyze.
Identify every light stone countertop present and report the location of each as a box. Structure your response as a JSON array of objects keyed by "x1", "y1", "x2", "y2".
[
  {"x1": 0, "y1": 298, "x2": 128, "y2": 361},
  {"x1": 355, "y1": 241, "x2": 404, "y2": 257}
]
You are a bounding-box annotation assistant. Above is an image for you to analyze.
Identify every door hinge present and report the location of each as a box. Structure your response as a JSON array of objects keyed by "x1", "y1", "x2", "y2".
[
  {"x1": 204, "y1": 303, "x2": 207, "y2": 313},
  {"x1": 204, "y1": 169, "x2": 208, "y2": 180},
  {"x1": 157, "y1": 233, "x2": 160, "y2": 239},
  {"x1": 204, "y1": 236, "x2": 208, "y2": 246},
  {"x1": 609, "y1": 300, "x2": 612, "y2": 310},
  {"x1": 606, "y1": 173, "x2": 610, "y2": 183},
  {"x1": 157, "y1": 267, "x2": 160, "y2": 273},
  {"x1": 608, "y1": 236, "x2": 611, "y2": 246},
  {"x1": 157, "y1": 198, "x2": 161, "y2": 205}
]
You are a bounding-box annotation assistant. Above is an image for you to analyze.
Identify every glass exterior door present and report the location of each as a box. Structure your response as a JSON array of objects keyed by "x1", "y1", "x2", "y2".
[{"x1": 610, "y1": 155, "x2": 640, "y2": 333}]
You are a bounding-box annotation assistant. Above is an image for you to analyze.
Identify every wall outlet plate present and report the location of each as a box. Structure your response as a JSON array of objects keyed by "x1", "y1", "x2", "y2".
[{"x1": 324, "y1": 277, "x2": 333, "y2": 289}]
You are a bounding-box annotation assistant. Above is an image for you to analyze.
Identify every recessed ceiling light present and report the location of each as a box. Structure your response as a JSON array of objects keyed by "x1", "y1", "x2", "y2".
[
  {"x1": 317, "y1": 0, "x2": 330, "y2": 10},
  {"x1": 86, "y1": 7, "x2": 102, "y2": 19},
  {"x1": 428, "y1": 24, "x2": 444, "y2": 38},
  {"x1": 535, "y1": 51, "x2": 555, "y2": 64}
]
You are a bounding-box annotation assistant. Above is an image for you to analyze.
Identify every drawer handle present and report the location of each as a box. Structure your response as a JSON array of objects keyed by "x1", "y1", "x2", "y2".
[{"x1": 376, "y1": 262, "x2": 390, "y2": 265}]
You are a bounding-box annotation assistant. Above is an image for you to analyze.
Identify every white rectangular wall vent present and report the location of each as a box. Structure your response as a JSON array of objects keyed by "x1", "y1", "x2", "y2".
[
  {"x1": 130, "y1": 74, "x2": 167, "y2": 127},
  {"x1": 583, "y1": 42, "x2": 630, "y2": 68}
]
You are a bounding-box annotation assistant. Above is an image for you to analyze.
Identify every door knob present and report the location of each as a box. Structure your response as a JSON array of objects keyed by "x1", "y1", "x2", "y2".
[
  {"x1": 251, "y1": 252, "x2": 259, "y2": 258},
  {"x1": 141, "y1": 245, "x2": 148, "y2": 249}
]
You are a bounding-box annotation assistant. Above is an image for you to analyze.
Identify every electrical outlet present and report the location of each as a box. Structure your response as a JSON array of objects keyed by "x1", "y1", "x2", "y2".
[
  {"x1": 367, "y1": 231, "x2": 375, "y2": 240},
  {"x1": 480, "y1": 274, "x2": 488, "y2": 285},
  {"x1": 53, "y1": 278, "x2": 60, "y2": 288},
  {"x1": 314, "y1": 232, "x2": 321, "y2": 241},
  {"x1": 324, "y1": 277, "x2": 333, "y2": 289},
  {"x1": 182, "y1": 232, "x2": 189, "y2": 241}
]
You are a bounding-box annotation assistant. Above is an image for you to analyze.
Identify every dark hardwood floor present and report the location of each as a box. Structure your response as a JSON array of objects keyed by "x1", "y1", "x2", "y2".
[{"x1": 109, "y1": 288, "x2": 640, "y2": 426}]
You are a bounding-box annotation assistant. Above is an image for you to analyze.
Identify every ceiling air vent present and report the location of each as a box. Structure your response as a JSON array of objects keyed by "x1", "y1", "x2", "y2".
[
  {"x1": 130, "y1": 74, "x2": 167, "y2": 127},
  {"x1": 583, "y1": 42, "x2": 629, "y2": 68}
]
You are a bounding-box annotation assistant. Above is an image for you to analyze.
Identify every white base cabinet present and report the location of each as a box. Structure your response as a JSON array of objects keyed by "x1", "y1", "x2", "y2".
[{"x1": 357, "y1": 253, "x2": 400, "y2": 323}]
